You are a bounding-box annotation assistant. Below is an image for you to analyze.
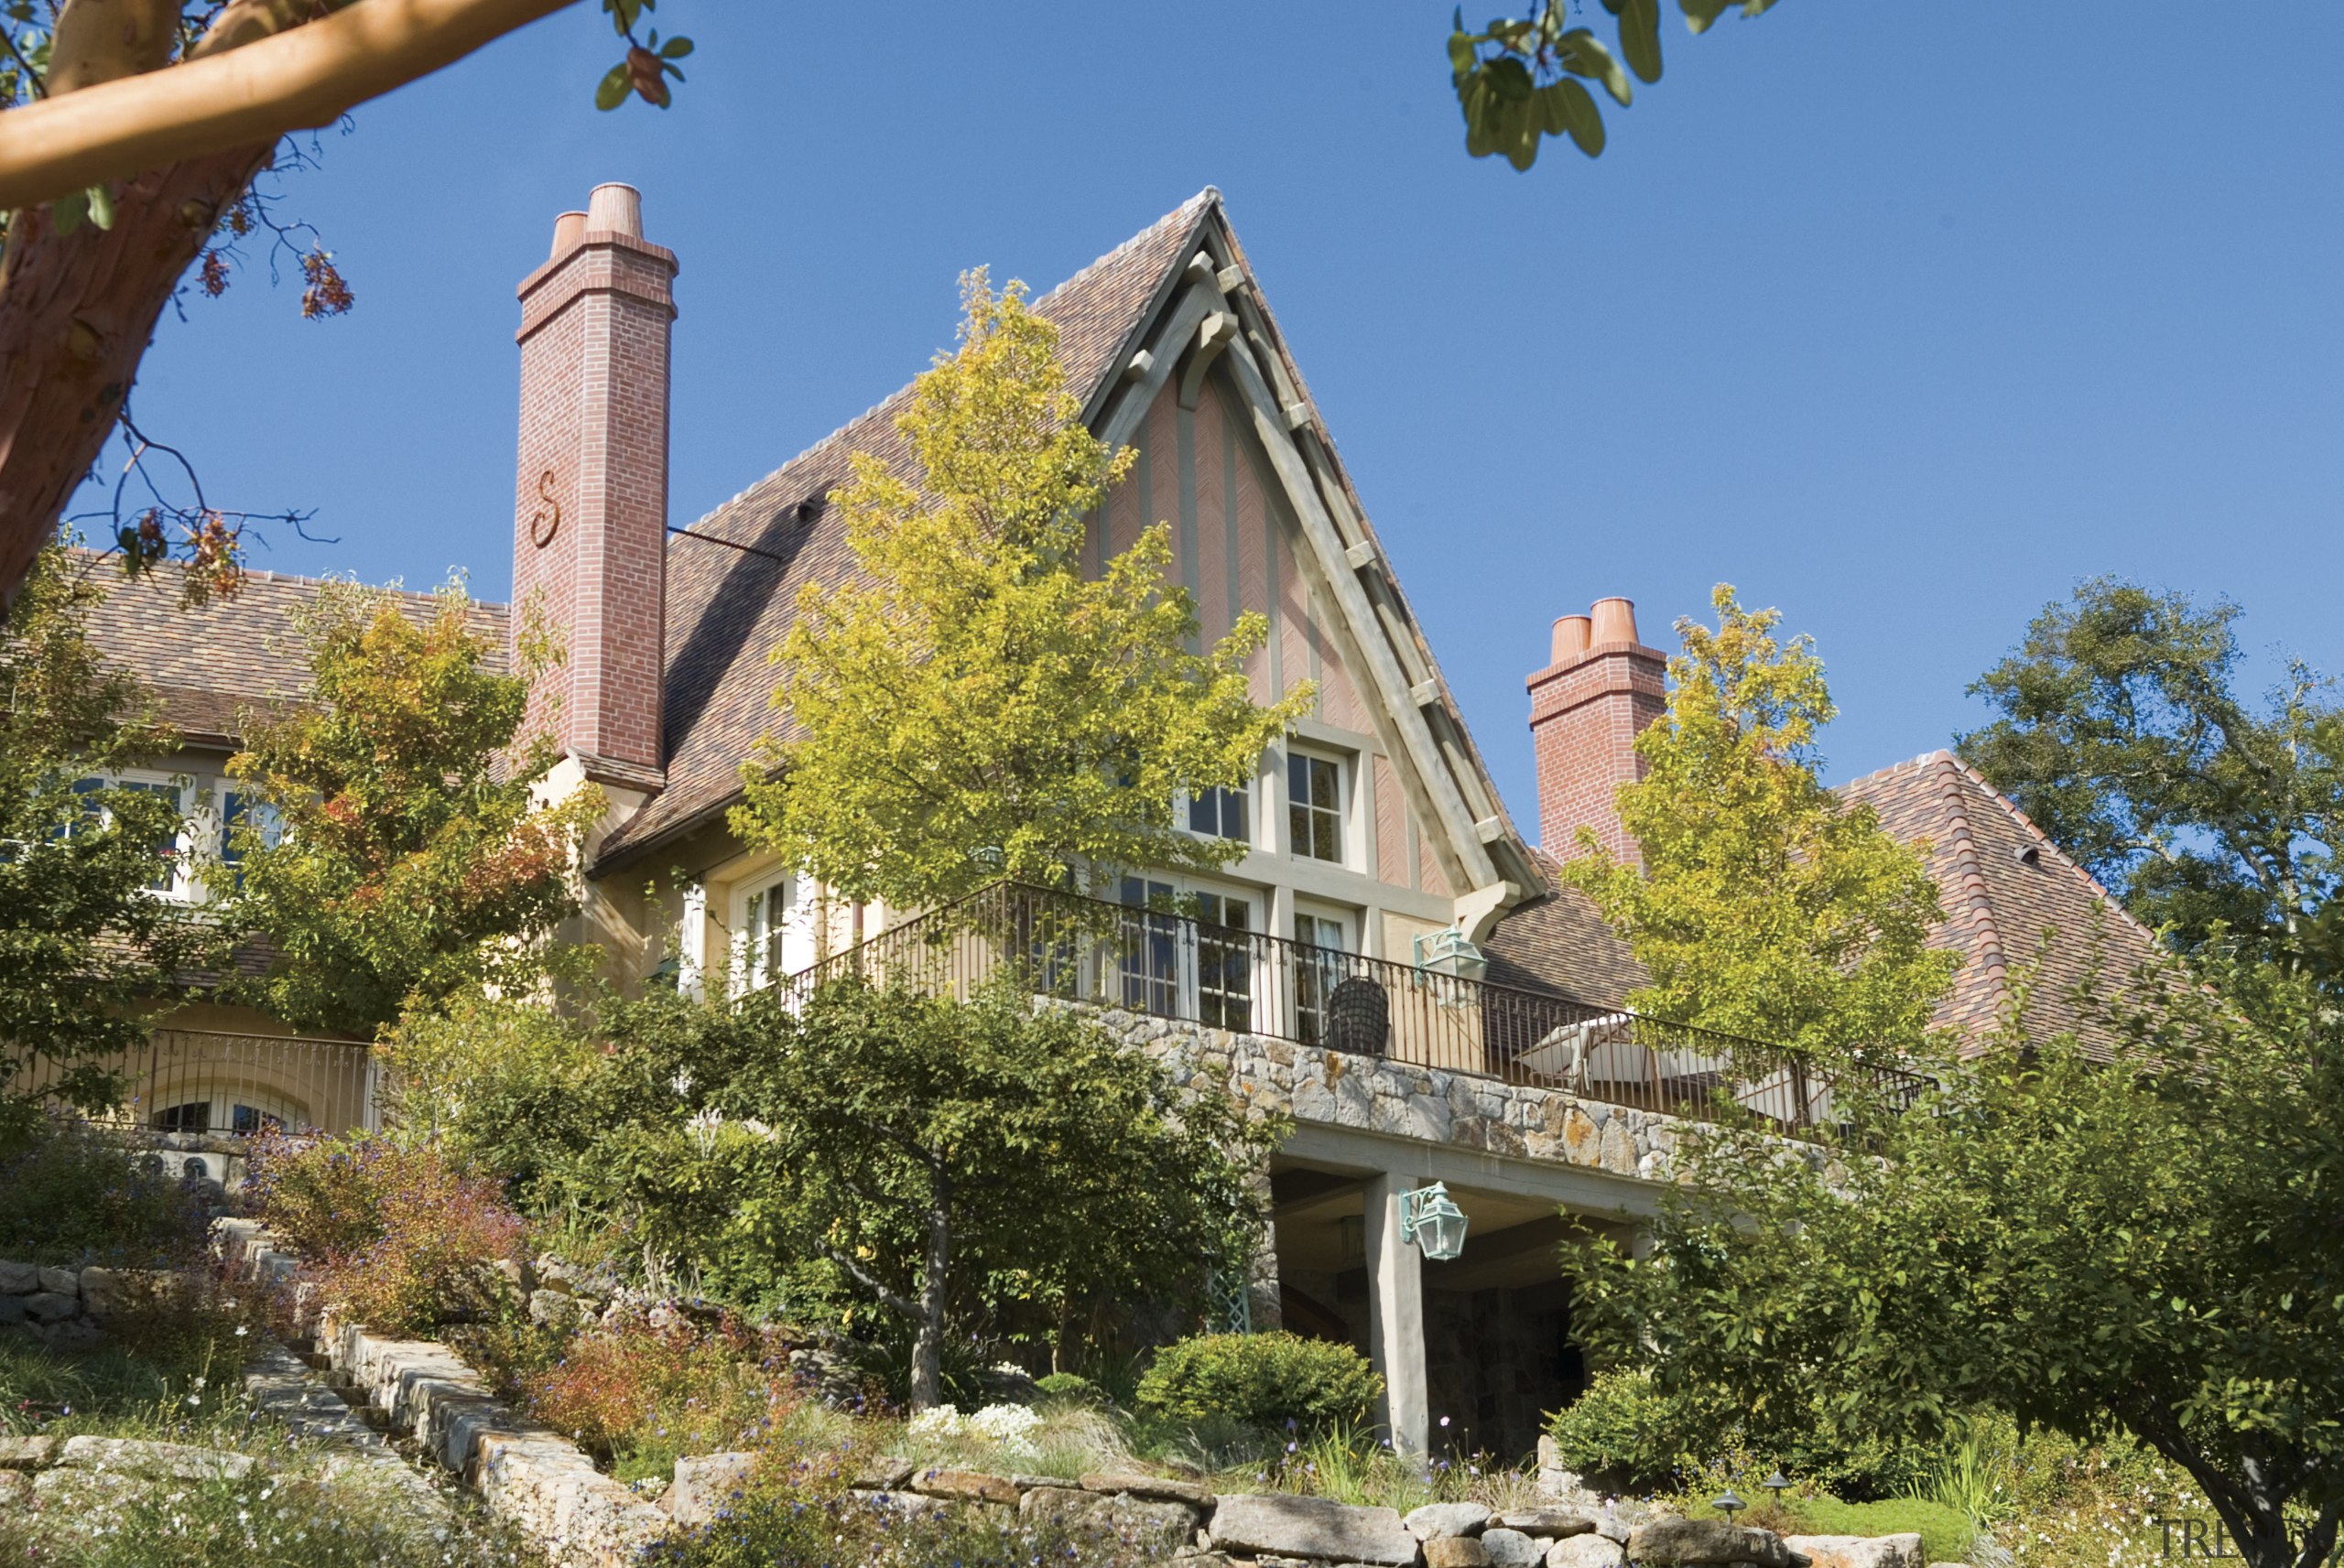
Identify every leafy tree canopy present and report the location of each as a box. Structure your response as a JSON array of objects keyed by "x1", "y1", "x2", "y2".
[
  {"x1": 734, "y1": 273, "x2": 1312, "y2": 913},
  {"x1": 1563, "y1": 584, "x2": 1957, "y2": 1065},
  {"x1": 224, "y1": 577, "x2": 600, "y2": 1035},
  {"x1": 1564, "y1": 950, "x2": 2344, "y2": 1568},
  {"x1": 0, "y1": 546, "x2": 209, "y2": 1116},
  {"x1": 1959, "y1": 579, "x2": 2344, "y2": 1000},
  {"x1": 481, "y1": 977, "x2": 1283, "y2": 1411}
]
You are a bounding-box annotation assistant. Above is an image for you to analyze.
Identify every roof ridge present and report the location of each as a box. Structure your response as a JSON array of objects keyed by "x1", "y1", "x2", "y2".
[
  {"x1": 1928, "y1": 752, "x2": 2013, "y2": 1013},
  {"x1": 1836, "y1": 747, "x2": 1955, "y2": 793},
  {"x1": 672, "y1": 189, "x2": 1221, "y2": 543}
]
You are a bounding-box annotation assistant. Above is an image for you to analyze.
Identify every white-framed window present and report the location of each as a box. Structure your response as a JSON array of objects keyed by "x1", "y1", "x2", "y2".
[
  {"x1": 1286, "y1": 750, "x2": 1346, "y2": 865},
  {"x1": 206, "y1": 784, "x2": 282, "y2": 896},
  {"x1": 1186, "y1": 781, "x2": 1252, "y2": 847},
  {"x1": 1292, "y1": 906, "x2": 1354, "y2": 1048},
  {"x1": 67, "y1": 770, "x2": 197, "y2": 899},
  {"x1": 733, "y1": 869, "x2": 814, "y2": 993},
  {"x1": 1114, "y1": 875, "x2": 1262, "y2": 1033}
]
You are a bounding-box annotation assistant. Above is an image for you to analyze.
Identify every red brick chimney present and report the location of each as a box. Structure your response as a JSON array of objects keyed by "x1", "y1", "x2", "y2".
[
  {"x1": 1526, "y1": 596, "x2": 1667, "y2": 863},
  {"x1": 511, "y1": 182, "x2": 677, "y2": 792}
]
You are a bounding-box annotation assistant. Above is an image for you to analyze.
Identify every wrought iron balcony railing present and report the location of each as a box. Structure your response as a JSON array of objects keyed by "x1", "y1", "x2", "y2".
[
  {"x1": 781, "y1": 881, "x2": 1932, "y2": 1135},
  {"x1": 18, "y1": 1028, "x2": 378, "y2": 1141}
]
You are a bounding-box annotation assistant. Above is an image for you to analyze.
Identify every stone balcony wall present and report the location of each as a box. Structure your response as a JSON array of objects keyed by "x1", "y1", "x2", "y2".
[{"x1": 1092, "y1": 1011, "x2": 1693, "y2": 1183}]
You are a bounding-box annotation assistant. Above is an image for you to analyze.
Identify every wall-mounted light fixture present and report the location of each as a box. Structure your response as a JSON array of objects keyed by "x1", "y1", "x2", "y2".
[{"x1": 1397, "y1": 1182, "x2": 1469, "y2": 1260}]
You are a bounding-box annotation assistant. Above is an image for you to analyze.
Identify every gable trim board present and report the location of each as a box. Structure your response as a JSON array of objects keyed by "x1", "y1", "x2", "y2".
[{"x1": 589, "y1": 189, "x2": 1539, "y2": 939}]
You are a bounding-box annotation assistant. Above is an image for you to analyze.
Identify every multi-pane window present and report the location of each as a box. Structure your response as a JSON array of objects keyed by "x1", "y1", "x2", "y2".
[
  {"x1": 1118, "y1": 877, "x2": 1179, "y2": 1017},
  {"x1": 1287, "y1": 753, "x2": 1343, "y2": 863},
  {"x1": 1188, "y1": 783, "x2": 1250, "y2": 845},
  {"x1": 1293, "y1": 912, "x2": 1349, "y2": 1047},
  {"x1": 1193, "y1": 891, "x2": 1253, "y2": 1032},
  {"x1": 217, "y1": 789, "x2": 281, "y2": 892},
  {"x1": 65, "y1": 775, "x2": 190, "y2": 894},
  {"x1": 740, "y1": 877, "x2": 787, "y2": 991}
]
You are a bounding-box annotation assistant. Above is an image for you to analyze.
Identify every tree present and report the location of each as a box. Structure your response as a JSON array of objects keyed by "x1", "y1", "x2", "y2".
[
  {"x1": 601, "y1": 978, "x2": 1283, "y2": 1411},
  {"x1": 732, "y1": 273, "x2": 1312, "y2": 914},
  {"x1": 1448, "y1": 0, "x2": 1780, "y2": 169},
  {"x1": 0, "y1": 546, "x2": 208, "y2": 1109},
  {"x1": 0, "y1": 546, "x2": 211, "y2": 1118},
  {"x1": 0, "y1": 0, "x2": 694, "y2": 608},
  {"x1": 1562, "y1": 947, "x2": 2344, "y2": 1568},
  {"x1": 1959, "y1": 579, "x2": 2344, "y2": 1000},
  {"x1": 223, "y1": 576, "x2": 600, "y2": 1035},
  {"x1": 1562, "y1": 584, "x2": 1957, "y2": 1065}
]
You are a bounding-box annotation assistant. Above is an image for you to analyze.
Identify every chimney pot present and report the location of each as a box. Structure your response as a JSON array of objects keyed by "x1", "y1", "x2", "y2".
[
  {"x1": 1590, "y1": 596, "x2": 1639, "y2": 647},
  {"x1": 1550, "y1": 614, "x2": 1592, "y2": 665},
  {"x1": 585, "y1": 182, "x2": 643, "y2": 238},
  {"x1": 549, "y1": 211, "x2": 587, "y2": 258}
]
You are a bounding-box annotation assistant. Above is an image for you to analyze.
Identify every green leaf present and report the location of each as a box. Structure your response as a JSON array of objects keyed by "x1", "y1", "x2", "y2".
[
  {"x1": 51, "y1": 189, "x2": 87, "y2": 235},
  {"x1": 1681, "y1": 0, "x2": 1730, "y2": 33},
  {"x1": 84, "y1": 183, "x2": 114, "y2": 231},
  {"x1": 1448, "y1": 27, "x2": 1477, "y2": 79},
  {"x1": 1620, "y1": 0, "x2": 1664, "y2": 81},
  {"x1": 1484, "y1": 54, "x2": 1534, "y2": 101},
  {"x1": 1558, "y1": 27, "x2": 1632, "y2": 106},
  {"x1": 1544, "y1": 79, "x2": 1606, "y2": 157},
  {"x1": 594, "y1": 60, "x2": 631, "y2": 111},
  {"x1": 658, "y1": 34, "x2": 693, "y2": 58}
]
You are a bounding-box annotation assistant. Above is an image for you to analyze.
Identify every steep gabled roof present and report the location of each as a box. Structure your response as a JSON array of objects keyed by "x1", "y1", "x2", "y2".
[
  {"x1": 1839, "y1": 749, "x2": 2170, "y2": 1060},
  {"x1": 597, "y1": 189, "x2": 1538, "y2": 903},
  {"x1": 73, "y1": 552, "x2": 506, "y2": 747},
  {"x1": 593, "y1": 192, "x2": 1218, "y2": 869},
  {"x1": 1486, "y1": 752, "x2": 2173, "y2": 1057}
]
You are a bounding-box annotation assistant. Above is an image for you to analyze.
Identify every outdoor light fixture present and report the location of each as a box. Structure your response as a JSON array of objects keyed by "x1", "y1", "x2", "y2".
[
  {"x1": 1412, "y1": 927, "x2": 1489, "y2": 985},
  {"x1": 1398, "y1": 1182, "x2": 1469, "y2": 1260},
  {"x1": 1761, "y1": 1471, "x2": 1792, "y2": 1501},
  {"x1": 1712, "y1": 1489, "x2": 1746, "y2": 1522}
]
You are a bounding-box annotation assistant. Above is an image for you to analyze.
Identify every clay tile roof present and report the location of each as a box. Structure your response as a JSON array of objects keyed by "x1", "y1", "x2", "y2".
[
  {"x1": 1487, "y1": 752, "x2": 2171, "y2": 1058},
  {"x1": 1481, "y1": 847, "x2": 1646, "y2": 1009},
  {"x1": 72, "y1": 551, "x2": 507, "y2": 746},
  {"x1": 594, "y1": 189, "x2": 1219, "y2": 870},
  {"x1": 1839, "y1": 749, "x2": 2168, "y2": 1060}
]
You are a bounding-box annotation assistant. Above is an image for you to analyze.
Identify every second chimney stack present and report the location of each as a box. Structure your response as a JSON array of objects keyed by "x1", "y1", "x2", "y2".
[{"x1": 1526, "y1": 596, "x2": 1667, "y2": 864}]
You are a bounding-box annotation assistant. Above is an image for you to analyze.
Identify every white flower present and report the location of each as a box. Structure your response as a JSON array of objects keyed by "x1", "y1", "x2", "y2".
[
  {"x1": 685, "y1": 1106, "x2": 724, "y2": 1156},
  {"x1": 233, "y1": 1325, "x2": 249, "y2": 1337},
  {"x1": 969, "y1": 1401, "x2": 1043, "y2": 1456},
  {"x1": 907, "y1": 1404, "x2": 965, "y2": 1438},
  {"x1": 672, "y1": 1069, "x2": 694, "y2": 1098}
]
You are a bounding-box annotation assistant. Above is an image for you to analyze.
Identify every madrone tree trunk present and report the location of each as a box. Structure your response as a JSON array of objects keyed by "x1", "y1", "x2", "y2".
[{"x1": 0, "y1": 0, "x2": 579, "y2": 608}]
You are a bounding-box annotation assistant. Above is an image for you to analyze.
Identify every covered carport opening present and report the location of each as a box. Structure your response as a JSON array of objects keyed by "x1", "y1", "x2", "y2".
[{"x1": 1267, "y1": 1155, "x2": 1625, "y2": 1463}]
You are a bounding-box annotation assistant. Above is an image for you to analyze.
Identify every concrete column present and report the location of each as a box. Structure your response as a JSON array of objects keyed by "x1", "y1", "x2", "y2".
[{"x1": 1363, "y1": 1170, "x2": 1427, "y2": 1454}]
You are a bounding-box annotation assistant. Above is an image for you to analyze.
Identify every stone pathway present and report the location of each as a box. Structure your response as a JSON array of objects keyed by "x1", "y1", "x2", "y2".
[{"x1": 241, "y1": 1338, "x2": 452, "y2": 1517}]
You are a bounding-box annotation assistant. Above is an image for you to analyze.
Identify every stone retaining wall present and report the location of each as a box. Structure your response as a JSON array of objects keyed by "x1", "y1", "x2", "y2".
[{"x1": 0, "y1": 1259, "x2": 163, "y2": 1343}]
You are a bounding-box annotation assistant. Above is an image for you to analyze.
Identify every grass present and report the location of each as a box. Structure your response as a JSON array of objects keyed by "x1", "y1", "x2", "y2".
[
  {"x1": 0, "y1": 1313, "x2": 544, "y2": 1567},
  {"x1": 1787, "y1": 1496, "x2": 1979, "y2": 1563}
]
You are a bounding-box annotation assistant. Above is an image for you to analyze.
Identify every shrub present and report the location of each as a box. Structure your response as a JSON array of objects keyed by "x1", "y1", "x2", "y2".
[
  {"x1": 247, "y1": 1133, "x2": 524, "y2": 1334},
  {"x1": 531, "y1": 1309, "x2": 791, "y2": 1477},
  {"x1": 1546, "y1": 1368, "x2": 1698, "y2": 1489},
  {"x1": 1550, "y1": 1368, "x2": 1941, "y2": 1499},
  {"x1": 0, "y1": 1116, "x2": 210, "y2": 1267},
  {"x1": 1135, "y1": 1332, "x2": 1382, "y2": 1436},
  {"x1": 1034, "y1": 1370, "x2": 1102, "y2": 1406}
]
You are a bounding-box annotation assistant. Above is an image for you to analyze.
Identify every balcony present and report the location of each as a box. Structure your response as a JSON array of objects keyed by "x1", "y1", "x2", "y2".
[
  {"x1": 21, "y1": 1029, "x2": 378, "y2": 1144},
  {"x1": 782, "y1": 881, "x2": 1932, "y2": 1136}
]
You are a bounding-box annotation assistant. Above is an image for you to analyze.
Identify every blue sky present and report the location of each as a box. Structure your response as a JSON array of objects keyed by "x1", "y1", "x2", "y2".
[{"x1": 87, "y1": 3, "x2": 2343, "y2": 818}]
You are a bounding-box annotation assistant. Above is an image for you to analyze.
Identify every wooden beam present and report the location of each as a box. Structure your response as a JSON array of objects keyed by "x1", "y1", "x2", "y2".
[{"x1": 1219, "y1": 336, "x2": 1501, "y2": 892}]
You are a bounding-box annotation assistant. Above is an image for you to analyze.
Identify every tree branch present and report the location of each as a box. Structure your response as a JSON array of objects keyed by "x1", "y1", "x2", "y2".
[
  {"x1": 0, "y1": 0, "x2": 582, "y2": 211},
  {"x1": 819, "y1": 1242, "x2": 920, "y2": 1320}
]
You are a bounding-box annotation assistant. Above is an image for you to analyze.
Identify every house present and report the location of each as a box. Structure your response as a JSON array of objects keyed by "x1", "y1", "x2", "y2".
[{"x1": 78, "y1": 184, "x2": 2168, "y2": 1460}]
